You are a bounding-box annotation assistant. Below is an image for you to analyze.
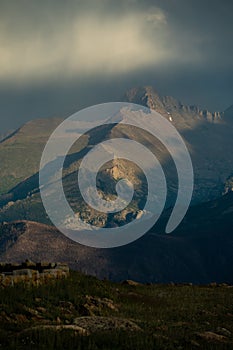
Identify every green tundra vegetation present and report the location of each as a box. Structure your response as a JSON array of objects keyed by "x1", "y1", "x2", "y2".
[{"x1": 0, "y1": 271, "x2": 233, "y2": 349}]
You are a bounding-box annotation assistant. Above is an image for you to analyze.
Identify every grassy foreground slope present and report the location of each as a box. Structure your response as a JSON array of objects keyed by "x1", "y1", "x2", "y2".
[{"x1": 0, "y1": 271, "x2": 233, "y2": 349}]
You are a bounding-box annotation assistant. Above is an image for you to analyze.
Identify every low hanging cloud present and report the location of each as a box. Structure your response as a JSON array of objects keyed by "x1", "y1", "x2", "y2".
[{"x1": 0, "y1": 6, "x2": 201, "y2": 84}]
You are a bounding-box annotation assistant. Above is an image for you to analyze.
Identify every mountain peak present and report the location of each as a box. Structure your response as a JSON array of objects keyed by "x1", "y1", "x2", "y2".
[
  {"x1": 124, "y1": 86, "x2": 223, "y2": 125},
  {"x1": 124, "y1": 86, "x2": 163, "y2": 110}
]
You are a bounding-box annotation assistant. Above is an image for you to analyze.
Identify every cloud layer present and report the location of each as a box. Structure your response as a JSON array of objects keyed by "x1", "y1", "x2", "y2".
[
  {"x1": 0, "y1": 0, "x2": 233, "y2": 132},
  {"x1": 0, "y1": 4, "x2": 200, "y2": 83}
]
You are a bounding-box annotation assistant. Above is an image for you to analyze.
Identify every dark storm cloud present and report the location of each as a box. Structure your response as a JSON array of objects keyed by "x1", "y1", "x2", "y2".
[{"x1": 0, "y1": 0, "x2": 233, "y2": 132}]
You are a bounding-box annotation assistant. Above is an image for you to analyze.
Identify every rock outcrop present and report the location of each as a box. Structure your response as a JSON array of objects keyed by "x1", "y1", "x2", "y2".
[{"x1": 0, "y1": 260, "x2": 69, "y2": 287}]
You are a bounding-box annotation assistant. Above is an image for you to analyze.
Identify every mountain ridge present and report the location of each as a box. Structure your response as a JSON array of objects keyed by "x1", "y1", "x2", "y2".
[{"x1": 124, "y1": 86, "x2": 223, "y2": 125}]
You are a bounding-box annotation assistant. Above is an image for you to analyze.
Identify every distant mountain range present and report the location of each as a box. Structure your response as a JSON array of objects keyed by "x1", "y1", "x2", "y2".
[
  {"x1": 0, "y1": 86, "x2": 233, "y2": 283},
  {"x1": 0, "y1": 86, "x2": 233, "y2": 222}
]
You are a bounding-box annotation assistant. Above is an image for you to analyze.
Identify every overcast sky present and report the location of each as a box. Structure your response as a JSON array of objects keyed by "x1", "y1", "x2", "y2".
[{"x1": 0, "y1": 0, "x2": 233, "y2": 132}]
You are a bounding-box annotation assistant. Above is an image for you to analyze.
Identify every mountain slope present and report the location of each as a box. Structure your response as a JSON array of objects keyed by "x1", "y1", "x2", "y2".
[
  {"x1": 1, "y1": 86, "x2": 233, "y2": 233},
  {"x1": 125, "y1": 86, "x2": 233, "y2": 202},
  {"x1": 0, "y1": 117, "x2": 62, "y2": 194},
  {"x1": 1, "y1": 192, "x2": 233, "y2": 284},
  {"x1": 0, "y1": 87, "x2": 232, "y2": 200}
]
